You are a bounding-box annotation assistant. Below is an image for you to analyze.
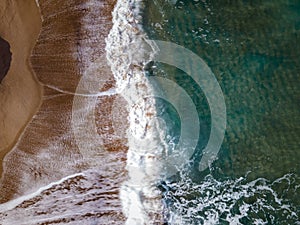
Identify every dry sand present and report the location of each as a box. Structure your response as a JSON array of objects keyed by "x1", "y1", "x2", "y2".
[{"x1": 0, "y1": 0, "x2": 43, "y2": 172}]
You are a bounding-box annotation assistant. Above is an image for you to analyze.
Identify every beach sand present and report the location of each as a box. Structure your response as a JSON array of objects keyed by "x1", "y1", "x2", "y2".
[
  {"x1": 0, "y1": 0, "x2": 129, "y2": 221},
  {"x1": 0, "y1": 1, "x2": 127, "y2": 222},
  {"x1": 0, "y1": 0, "x2": 43, "y2": 173}
]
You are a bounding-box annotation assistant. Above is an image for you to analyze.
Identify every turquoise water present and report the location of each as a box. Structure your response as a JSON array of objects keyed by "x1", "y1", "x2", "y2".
[{"x1": 142, "y1": 0, "x2": 300, "y2": 224}]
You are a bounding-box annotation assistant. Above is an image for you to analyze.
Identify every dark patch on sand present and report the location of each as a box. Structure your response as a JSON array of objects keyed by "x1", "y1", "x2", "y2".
[{"x1": 0, "y1": 37, "x2": 12, "y2": 83}]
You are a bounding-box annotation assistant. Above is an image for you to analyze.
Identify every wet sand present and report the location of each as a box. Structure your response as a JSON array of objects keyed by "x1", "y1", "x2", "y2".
[
  {"x1": 0, "y1": 0, "x2": 43, "y2": 172},
  {"x1": 0, "y1": 1, "x2": 128, "y2": 222}
]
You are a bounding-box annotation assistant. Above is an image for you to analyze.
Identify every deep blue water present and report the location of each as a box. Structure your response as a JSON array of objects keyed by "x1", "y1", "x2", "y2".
[{"x1": 142, "y1": 0, "x2": 300, "y2": 224}]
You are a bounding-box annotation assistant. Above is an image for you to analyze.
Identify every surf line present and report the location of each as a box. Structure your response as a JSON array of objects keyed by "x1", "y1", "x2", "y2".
[
  {"x1": 106, "y1": 0, "x2": 167, "y2": 224},
  {"x1": 0, "y1": 172, "x2": 85, "y2": 213}
]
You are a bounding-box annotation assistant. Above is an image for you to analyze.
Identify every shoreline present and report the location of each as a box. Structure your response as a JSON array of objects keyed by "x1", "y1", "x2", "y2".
[
  {"x1": 0, "y1": 0, "x2": 43, "y2": 176},
  {"x1": 106, "y1": 0, "x2": 166, "y2": 223}
]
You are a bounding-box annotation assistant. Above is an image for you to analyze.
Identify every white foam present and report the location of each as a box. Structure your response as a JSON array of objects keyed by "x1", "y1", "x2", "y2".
[
  {"x1": 164, "y1": 173, "x2": 299, "y2": 224},
  {"x1": 0, "y1": 172, "x2": 84, "y2": 213},
  {"x1": 105, "y1": 0, "x2": 167, "y2": 223},
  {"x1": 44, "y1": 84, "x2": 117, "y2": 97},
  {"x1": 34, "y1": 0, "x2": 44, "y2": 22}
]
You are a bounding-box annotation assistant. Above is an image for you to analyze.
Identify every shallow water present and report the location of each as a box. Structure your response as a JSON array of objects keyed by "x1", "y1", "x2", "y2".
[{"x1": 142, "y1": 0, "x2": 300, "y2": 224}]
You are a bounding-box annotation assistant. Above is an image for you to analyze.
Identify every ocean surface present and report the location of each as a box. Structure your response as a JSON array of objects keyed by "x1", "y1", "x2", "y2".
[{"x1": 141, "y1": 0, "x2": 300, "y2": 224}]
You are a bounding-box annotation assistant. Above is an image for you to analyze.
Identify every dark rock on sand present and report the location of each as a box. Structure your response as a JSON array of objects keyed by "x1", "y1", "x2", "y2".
[{"x1": 0, "y1": 36, "x2": 12, "y2": 83}]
